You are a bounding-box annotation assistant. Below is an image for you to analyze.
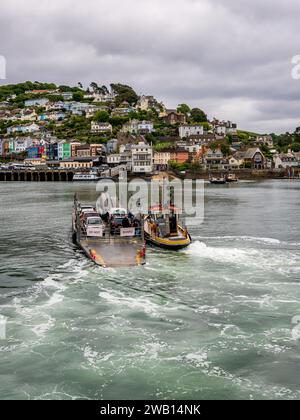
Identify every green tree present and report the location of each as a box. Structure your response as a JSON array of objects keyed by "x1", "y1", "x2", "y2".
[
  {"x1": 94, "y1": 111, "x2": 110, "y2": 122},
  {"x1": 110, "y1": 83, "x2": 138, "y2": 106},
  {"x1": 190, "y1": 108, "x2": 207, "y2": 123},
  {"x1": 190, "y1": 161, "x2": 201, "y2": 173},
  {"x1": 109, "y1": 116, "x2": 130, "y2": 126},
  {"x1": 221, "y1": 143, "x2": 230, "y2": 156},
  {"x1": 73, "y1": 91, "x2": 84, "y2": 102},
  {"x1": 289, "y1": 143, "x2": 300, "y2": 152},
  {"x1": 177, "y1": 104, "x2": 190, "y2": 115}
]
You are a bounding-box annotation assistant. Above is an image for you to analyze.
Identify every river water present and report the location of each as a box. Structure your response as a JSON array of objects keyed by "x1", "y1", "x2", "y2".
[{"x1": 0, "y1": 180, "x2": 300, "y2": 400}]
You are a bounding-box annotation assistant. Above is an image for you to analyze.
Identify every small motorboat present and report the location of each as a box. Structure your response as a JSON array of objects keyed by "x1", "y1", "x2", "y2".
[
  {"x1": 144, "y1": 205, "x2": 191, "y2": 250},
  {"x1": 209, "y1": 177, "x2": 227, "y2": 185},
  {"x1": 225, "y1": 173, "x2": 238, "y2": 183}
]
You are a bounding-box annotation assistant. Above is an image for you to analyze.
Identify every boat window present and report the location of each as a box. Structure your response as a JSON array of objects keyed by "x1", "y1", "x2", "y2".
[{"x1": 87, "y1": 218, "x2": 102, "y2": 225}]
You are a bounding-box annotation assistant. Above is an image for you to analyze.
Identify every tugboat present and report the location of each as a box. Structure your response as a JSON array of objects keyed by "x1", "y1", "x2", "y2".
[
  {"x1": 144, "y1": 205, "x2": 191, "y2": 250},
  {"x1": 72, "y1": 196, "x2": 146, "y2": 267}
]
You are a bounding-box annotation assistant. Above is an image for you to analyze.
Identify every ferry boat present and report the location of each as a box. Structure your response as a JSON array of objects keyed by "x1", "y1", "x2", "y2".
[
  {"x1": 73, "y1": 171, "x2": 101, "y2": 182},
  {"x1": 72, "y1": 196, "x2": 146, "y2": 267},
  {"x1": 144, "y1": 205, "x2": 191, "y2": 250}
]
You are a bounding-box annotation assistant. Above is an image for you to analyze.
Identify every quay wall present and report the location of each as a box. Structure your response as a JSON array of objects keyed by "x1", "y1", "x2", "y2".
[
  {"x1": 0, "y1": 169, "x2": 75, "y2": 182},
  {"x1": 173, "y1": 169, "x2": 300, "y2": 180}
]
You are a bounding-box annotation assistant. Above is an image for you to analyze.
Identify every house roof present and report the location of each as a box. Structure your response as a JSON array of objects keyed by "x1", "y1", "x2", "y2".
[{"x1": 243, "y1": 148, "x2": 263, "y2": 159}]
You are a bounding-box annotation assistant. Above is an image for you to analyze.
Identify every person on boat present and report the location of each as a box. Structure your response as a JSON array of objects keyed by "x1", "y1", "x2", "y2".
[
  {"x1": 170, "y1": 215, "x2": 177, "y2": 233},
  {"x1": 101, "y1": 211, "x2": 110, "y2": 223},
  {"x1": 151, "y1": 222, "x2": 158, "y2": 238},
  {"x1": 132, "y1": 218, "x2": 140, "y2": 228},
  {"x1": 122, "y1": 216, "x2": 131, "y2": 228}
]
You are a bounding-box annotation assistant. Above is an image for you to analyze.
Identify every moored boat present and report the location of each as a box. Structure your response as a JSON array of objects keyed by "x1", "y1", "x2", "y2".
[
  {"x1": 73, "y1": 171, "x2": 101, "y2": 182},
  {"x1": 144, "y1": 205, "x2": 191, "y2": 250},
  {"x1": 209, "y1": 176, "x2": 227, "y2": 185},
  {"x1": 225, "y1": 173, "x2": 238, "y2": 182}
]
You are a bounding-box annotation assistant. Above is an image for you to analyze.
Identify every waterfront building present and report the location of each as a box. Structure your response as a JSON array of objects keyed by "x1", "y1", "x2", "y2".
[
  {"x1": 14, "y1": 137, "x2": 33, "y2": 153},
  {"x1": 70, "y1": 141, "x2": 82, "y2": 158},
  {"x1": 170, "y1": 148, "x2": 189, "y2": 164},
  {"x1": 57, "y1": 141, "x2": 71, "y2": 160},
  {"x1": 234, "y1": 148, "x2": 266, "y2": 169},
  {"x1": 24, "y1": 157, "x2": 47, "y2": 165},
  {"x1": 131, "y1": 142, "x2": 153, "y2": 174},
  {"x1": 58, "y1": 159, "x2": 93, "y2": 169},
  {"x1": 243, "y1": 148, "x2": 266, "y2": 169},
  {"x1": 107, "y1": 154, "x2": 121, "y2": 166},
  {"x1": 273, "y1": 151, "x2": 299, "y2": 169},
  {"x1": 154, "y1": 151, "x2": 171, "y2": 170},
  {"x1": 27, "y1": 145, "x2": 46, "y2": 159}
]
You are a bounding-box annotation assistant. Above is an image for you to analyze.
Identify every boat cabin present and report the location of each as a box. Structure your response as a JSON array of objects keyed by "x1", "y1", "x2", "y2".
[{"x1": 148, "y1": 205, "x2": 181, "y2": 238}]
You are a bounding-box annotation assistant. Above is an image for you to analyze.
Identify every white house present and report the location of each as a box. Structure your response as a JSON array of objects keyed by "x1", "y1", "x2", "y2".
[
  {"x1": 228, "y1": 156, "x2": 244, "y2": 169},
  {"x1": 138, "y1": 120, "x2": 154, "y2": 133},
  {"x1": 273, "y1": 151, "x2": 299, "y2": 169},
  {"x1": 61, "y1": 92, "x2": 73, "y2": 101},
  {"x1": 154, "y1": 151, "x2": 171, "y2": 166},
  {"x1": 121, "y1": 119, "x2": 153, "y2": 134},
  {"x1": 107, "y1": 154, "x2": 121, "y2": 165},
  {"x1": 91, "y1": 122, "x2": 113, "y2": 134},
  {"x1": 176, "y1": 140, "x2": 201, "y2": 154},
  {"x1": 84, "y1": 92, "x2": 115, "y2": 102},
  {"x1": 7, "y1": 123, "x2": 40, "y2": 135},
  {"x1": 211, "y1": 119, "x2": 237, "y2": 135},
  {"x1": 179, "y1": 125, "x2": 204, "y2": 139},
  {"x1": 14, "y1": 137, "x2": 33, "y2": 153},
  {"x1": 131, "y1": 142, "x2": 153, "y2": 173},
  {"x1": 24, "y1": 98, "x2": 49, "y2": 107},
  {"x1": 256, "y1": 135, "x2": 274, "y2": 148}
]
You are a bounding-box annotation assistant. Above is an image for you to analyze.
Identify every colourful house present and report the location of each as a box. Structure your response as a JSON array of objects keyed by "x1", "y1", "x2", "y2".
[{"x1": 57, "y1": 141, "x2": 71, "y2": 160}]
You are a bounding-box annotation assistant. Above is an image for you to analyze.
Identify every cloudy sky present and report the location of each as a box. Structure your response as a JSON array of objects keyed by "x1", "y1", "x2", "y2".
[{"x1": 1, "y1": 0, "x2": 300, "y2": 133}]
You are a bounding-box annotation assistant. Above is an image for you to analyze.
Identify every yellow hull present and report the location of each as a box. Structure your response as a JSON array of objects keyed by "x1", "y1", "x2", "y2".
[{"x1": 145, "y1": 224, "x2": 191, "y2": 250}]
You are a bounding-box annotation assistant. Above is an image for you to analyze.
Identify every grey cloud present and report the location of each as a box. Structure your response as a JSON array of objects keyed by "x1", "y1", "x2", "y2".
[{"x1": 0, "y1": 0, "x2": 300, "y2": 133}]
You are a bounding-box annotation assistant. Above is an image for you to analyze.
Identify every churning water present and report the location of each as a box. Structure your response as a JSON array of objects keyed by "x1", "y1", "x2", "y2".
[{"x1": 0, "y1": 180, "x2": 300, "y2": 400}]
